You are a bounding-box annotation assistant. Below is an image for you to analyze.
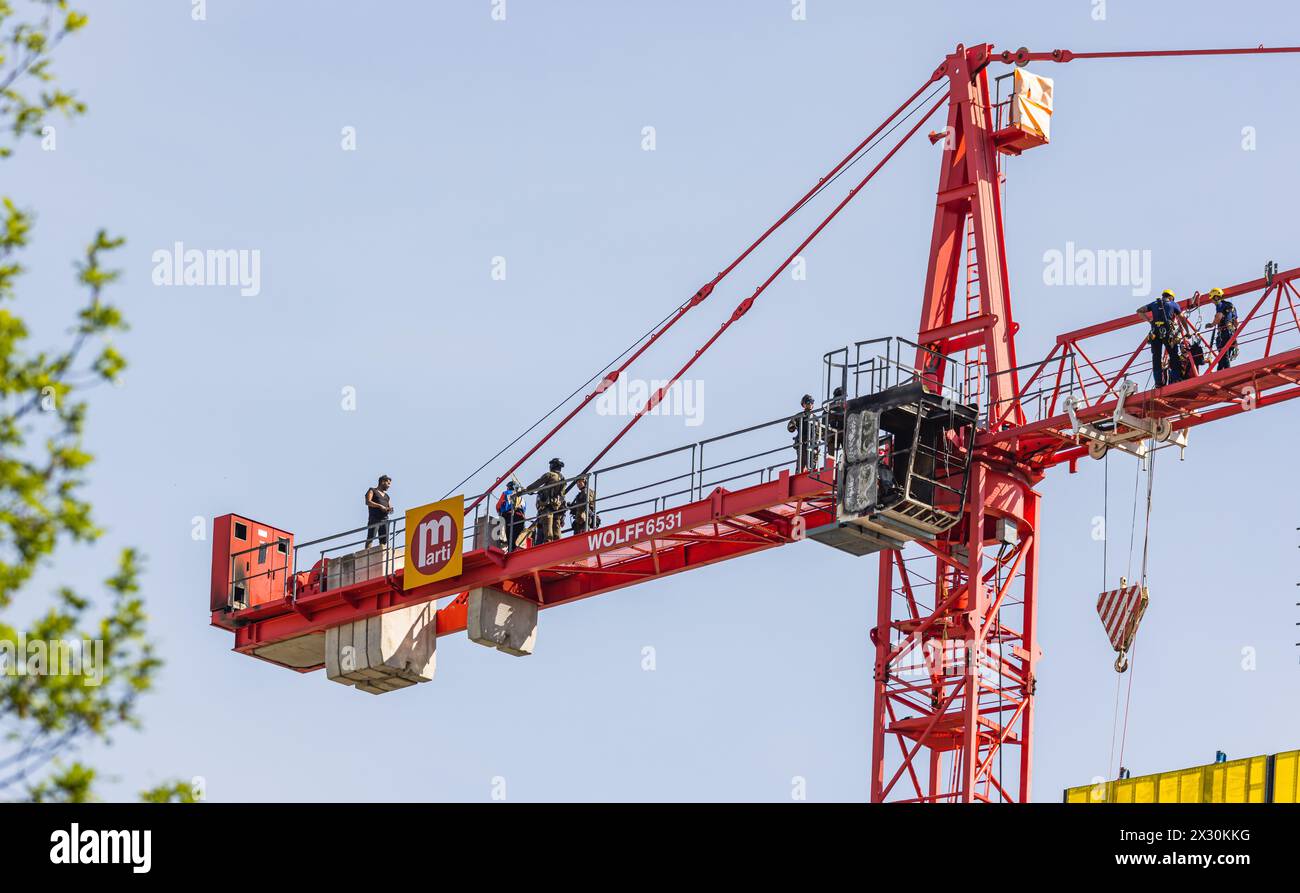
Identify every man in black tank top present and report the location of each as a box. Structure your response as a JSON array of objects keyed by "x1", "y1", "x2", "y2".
[{"x1": 365, "y1": 475, "x2": 393, "y2": 547}]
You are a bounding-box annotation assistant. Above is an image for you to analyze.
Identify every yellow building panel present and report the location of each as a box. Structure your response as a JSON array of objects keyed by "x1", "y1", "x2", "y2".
[
  {"x1": 1159, "y1": 768, "x2": 1205, "y2": 803},
  {"x1": 1203, "y1": 756, "x2": 1267, "y2": 803},
  {"x1": 1066, "y1": 749, "x2": 1299, "y2": 803},
  {"x1": 1156, "y1": 772, "x2": 1186, "y2": 803},
  {"x1": 1064, "y1": 786, "x2": 1091, "y2": 803},
  {"x1": 1131, "y1": 776, "x2": 1157, "y2": 803},
  {"x1": 1273, "y1": 750, "x2": 1300, "y2": 803},
  {"x1": 1065, "y1": 782, "x2": 1108, "y2": 803},
  {"x1": 1204, "y1": 763, "x2": 1229, "y2": 802},
  {"x1": 1113, "y1": 777, "x2": 1157, "y2": 802},
  {"x1": 1248, "y1": 755, "x2": 1267, "y2": 802}
]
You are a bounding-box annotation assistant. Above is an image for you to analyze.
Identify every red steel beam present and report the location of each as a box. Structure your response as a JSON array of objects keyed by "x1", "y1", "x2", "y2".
[
  {"x1": 1051, "y1": 382, "x2": 1300, "y2": 468},
  {"x1": 1054, "y1": 267, "x2": 1300, "y2": 346},
  {"x1": 229, "y1": 468, "x2": 836, "y2": 659},
  {"x1": 999, "y1": 46, "x2": 1300, "y2": 67},
  {"x1": 918, "y1": 314, "x2": 997, "y2": 348},
  {"x1": 983, "y1": 346, "x2": 1300, "y2": 448}
]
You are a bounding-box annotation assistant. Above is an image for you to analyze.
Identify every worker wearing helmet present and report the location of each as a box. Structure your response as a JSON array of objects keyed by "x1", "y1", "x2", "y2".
[
  {"x1": 495, "y1": 478, "x2": 527, "y2": 552},
  {"x1": 825, "y1": 386, "x2": 846, "y2": 459},
  {"x1": 1204, "y1": 287, "x2": 1239, "y2": 371},
  {"x1": 787, "y1": 394, "x2": 820, "y2": 472},
  {"x1": 1137, "y1": 289, "x2": 1184, "y2": 387},
  {"x1": 568, "y1": 474, "x2": 600, "y2": 535},
  {"x1": 525, "y1": 458, "x2": 567, "y2": 544}
]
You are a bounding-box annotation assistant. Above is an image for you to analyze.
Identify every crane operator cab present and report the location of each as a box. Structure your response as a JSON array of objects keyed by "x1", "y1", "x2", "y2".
[{"x1": 809, "y1": 380, "x2": 978, "y2": 556}]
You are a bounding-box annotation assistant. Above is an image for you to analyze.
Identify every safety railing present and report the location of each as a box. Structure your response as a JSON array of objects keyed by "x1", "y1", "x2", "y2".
[
  {"x1": 992, "y1": 72, "x2": 1017, "y2": 132},
  {"x1": 221, "y1": 407, "x2": 844, "y2": 611},
  {"x1": 984, "y1": 270, "x2": 1300, "y2": 433},
  {"x1": 822, "y1": 336, "x2": 980, "y2": 411},
  {"x1": 815, "y1": 275, "x2": 1300, "y2": 439},
  {"x1": 888, "y1": 429, "x2": 971, "y2": 509},
  {"x1": 467, "y1": 411, "x2": 837, "y2": 554},
  {"x1": 224, "y1": 520, "x2": 406, "y2": 614}
]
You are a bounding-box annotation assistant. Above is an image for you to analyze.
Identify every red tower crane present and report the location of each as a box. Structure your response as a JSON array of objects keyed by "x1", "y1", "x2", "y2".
[
  {"x1": 868, "y1": 43, "x2": 1300, "y2": 803},
  {"x1": 207, "y1": 43, "x2": 1300, "y2": 802}
]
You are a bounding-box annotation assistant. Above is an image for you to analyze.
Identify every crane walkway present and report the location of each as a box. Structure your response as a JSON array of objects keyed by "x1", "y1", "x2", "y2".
[{"x1": 218, "y1": 412, "x2": 841, "y2": 672}]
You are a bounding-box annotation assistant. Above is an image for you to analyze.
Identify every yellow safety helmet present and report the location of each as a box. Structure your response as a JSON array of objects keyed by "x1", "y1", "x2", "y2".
[
  {"x1": 1161, "y1": 289, "x2": 1176, "y2": 299},
  {"x1": 1208, "y1": 287, "x2": 1224, "y2": 299}
]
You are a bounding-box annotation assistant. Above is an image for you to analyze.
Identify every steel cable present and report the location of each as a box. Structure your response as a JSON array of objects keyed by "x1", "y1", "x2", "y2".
[{"x1": 453, "y1": 75, "x2": 949, "y2": 510}]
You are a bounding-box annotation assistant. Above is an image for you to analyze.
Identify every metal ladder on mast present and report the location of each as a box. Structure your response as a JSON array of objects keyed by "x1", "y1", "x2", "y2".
[{"x1": 962, "y1": 214, "x2": 986, "y2": 407}]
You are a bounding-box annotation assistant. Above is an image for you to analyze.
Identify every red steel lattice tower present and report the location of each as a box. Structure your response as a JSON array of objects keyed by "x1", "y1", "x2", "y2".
[{"x1": 872, "y1": 44, "x2": 1045, "y2": 803}]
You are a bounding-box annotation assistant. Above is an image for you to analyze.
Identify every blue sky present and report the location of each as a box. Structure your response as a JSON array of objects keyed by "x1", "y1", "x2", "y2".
[{"x1": 8, "y1": 0, "x2": 1300, "y2": 801}]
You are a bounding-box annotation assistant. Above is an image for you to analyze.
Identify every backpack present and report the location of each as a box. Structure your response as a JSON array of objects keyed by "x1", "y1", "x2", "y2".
[
  {"x1": 1215, "y1": 300, "x2": 1239, "y2": 361},
  {"x1": 1218, "y1": 300, "x2": 1238, "y2": 330},
  {"x1": 496, "y1": 491, "x2": 512, "y2": 515},
  {"x1": 1150, "y1": 298, "x2": 1179, "y2": 326}
]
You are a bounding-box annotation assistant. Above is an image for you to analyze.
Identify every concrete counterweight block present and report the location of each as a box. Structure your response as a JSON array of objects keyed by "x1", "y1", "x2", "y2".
[
  {"x1": 325, "y1": 602, "x2": 437, "y2": 695},
  {"x1": 467, "y1": 587, "x2": 537, "y2": 656},
  {"x1": 324, "y1": 545, "x2": 387, "y2": 591}
]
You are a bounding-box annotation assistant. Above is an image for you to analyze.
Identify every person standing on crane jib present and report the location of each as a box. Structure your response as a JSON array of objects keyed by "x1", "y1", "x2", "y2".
[
  {"x1": 1137, "y1": 290, "x2": 1185, "y2": 387},
  {"x1": 365, "y1": 475, "x2": 393, "y2": 548}
]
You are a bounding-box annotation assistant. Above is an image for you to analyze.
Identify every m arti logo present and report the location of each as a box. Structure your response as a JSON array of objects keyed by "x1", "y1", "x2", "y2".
[
  {"x1": 403, "y1": 496, "x2": 464, "y2": 588},
  {"x1": 414, "y1": 511, "x2": 455, "y2": 573}
]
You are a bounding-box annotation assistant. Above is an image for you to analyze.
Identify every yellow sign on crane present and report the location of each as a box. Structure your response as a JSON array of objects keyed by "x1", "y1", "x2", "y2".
[{"x1": 403, "y1": 496, "x2": 465, "y2": 589}]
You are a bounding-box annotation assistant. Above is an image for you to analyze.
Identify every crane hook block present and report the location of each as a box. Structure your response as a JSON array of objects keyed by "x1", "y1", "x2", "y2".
[{"x1": 1097, "y1": 581, "x2": 1148, "y2": 673}]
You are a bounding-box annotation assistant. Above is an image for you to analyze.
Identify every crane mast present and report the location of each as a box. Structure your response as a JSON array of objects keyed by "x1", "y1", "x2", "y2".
[
  {"x1": 867, "y1": 43, "x2": 1041, "y2": 804},
  {"x1": 870, "y1": 43, "x2": 1300, "y2": 802}
]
